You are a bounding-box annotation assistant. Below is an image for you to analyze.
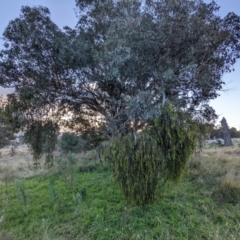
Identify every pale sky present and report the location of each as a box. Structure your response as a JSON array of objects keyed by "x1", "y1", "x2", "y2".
[{"x1": 0, "y1": 0, "x2": 239, "y2": 129}]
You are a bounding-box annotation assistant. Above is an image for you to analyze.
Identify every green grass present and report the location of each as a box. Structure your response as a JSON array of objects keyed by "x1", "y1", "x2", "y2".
[{"x1": 1, "y1": 160, "x2": 240, "y2": 240}]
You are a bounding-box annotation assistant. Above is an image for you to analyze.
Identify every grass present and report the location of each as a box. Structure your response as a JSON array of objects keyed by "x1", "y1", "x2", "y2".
[{"x1": 0, "y1": 146, "x2": 240, "y2": 239}]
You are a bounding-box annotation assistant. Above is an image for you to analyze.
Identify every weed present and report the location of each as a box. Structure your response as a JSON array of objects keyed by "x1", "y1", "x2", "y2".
[
  {"x1": 80, "y1": 187, "x2": 87, "y2": 201},
  {"x1": 49, "y1": 178, "x2": 57, "y2": 204},
  {"x1": 16, "y1": 182, "x2": 27, "y2": 204},
  {"x1": 55, "y1": 153, "x2": 78, "y2": 189},
  {"x1": 15, "y1": 181, "x2": 29, "y2": 215}
]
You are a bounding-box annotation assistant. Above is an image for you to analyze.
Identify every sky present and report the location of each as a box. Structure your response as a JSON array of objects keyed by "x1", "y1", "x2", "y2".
[{"x1": 0, "y1": 0, "x2": 239, "y2": 129}]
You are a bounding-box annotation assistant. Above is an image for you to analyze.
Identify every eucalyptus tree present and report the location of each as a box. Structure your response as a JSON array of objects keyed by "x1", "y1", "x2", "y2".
[{"x1": 0, "y1": 0, "x2": 240, "y2": 140}]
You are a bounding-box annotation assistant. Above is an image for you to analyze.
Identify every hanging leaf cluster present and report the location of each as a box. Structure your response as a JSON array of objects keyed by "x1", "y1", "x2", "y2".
[
  {"x1": 43, "y1": 121, "x2": 59, "y2": 166},
  {"x1": 0, "y1": 106, "x2": 16, "y2": 148},
  {"x1": 24, "y1": 120, "x2": 59, "y2": 166}
]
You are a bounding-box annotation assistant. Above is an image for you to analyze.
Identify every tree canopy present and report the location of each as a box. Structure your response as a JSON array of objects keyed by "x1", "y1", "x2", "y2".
[{"x1": 0, "y1": 0, "x2": 240, "y2": 139}]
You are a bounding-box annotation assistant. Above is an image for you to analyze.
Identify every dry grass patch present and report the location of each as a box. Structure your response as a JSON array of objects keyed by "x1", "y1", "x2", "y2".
[
  {"x1": 199, "y1": 146, "x2": 240, "y2": 171},
  {"x1": 0, "y1": 144, "x2": 100, "y2": 185},
  {"x1": 214, "y1": 169, "x2": 240, "y2": 203},
  {"x1": 0, "y1": 145, "x2": 57, "y2": 184},
  {"x1": 189, "y1": 145, "x2": 240, "y2": 203}
]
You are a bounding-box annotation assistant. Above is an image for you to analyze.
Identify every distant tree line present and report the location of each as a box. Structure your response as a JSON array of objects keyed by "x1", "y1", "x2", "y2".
[{"x1": 210, "y1": 126, "x2": 240, "y2": 139}]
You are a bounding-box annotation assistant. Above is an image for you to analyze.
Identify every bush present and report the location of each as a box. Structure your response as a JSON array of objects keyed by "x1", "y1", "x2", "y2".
[
  {"x1": 149, "y1": 103, "x2": 198, "y2": 182},
  {"x1": 104, "y1": 134, "x2": 167, "y2": 206},
  {"x1": 59, "y1": 132, "x2": 87, "y2": 154},
  {"x1": 104, "y1": 104, "x2": 201, "y2": 206}
]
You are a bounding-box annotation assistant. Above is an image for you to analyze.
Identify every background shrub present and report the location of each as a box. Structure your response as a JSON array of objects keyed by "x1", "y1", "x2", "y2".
[{"x1": 59, "y1": 132, "x2": 87, "y2": 154}]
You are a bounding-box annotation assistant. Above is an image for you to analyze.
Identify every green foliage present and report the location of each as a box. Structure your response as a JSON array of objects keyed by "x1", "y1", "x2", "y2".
[
  {"x1": 1, "y1": 1, "x2": 240, "y2": 140},
  {"x1": 43, "y1": 121, "x2": 59, "y2": 167},
  {"x1": 79, "y1": 187, "x2": 87, "y2": 201},
  {"x1": 24, "y1": 120, "x2": 59, "y2": 166},
  {"x1": 229, "y1": 127, "x2": 240, "y2": 138},
  {"x1": 16, "y1": 182, "x2": 27, "y2": 205},
  {"x1": 104, "y1": 134, "x2": 167, "y2": 206},
  {"x1": 81, "y1": 130, "x2": 106, "y2": 150},
  {"x1": 63, "y1": 153, "x2": 78, "y2": 189},
  {"x1": 149, "y1": 104, "x2": 198, "y2": 182},
  {"x1": 1, "y1": 0, "x2": 240, "y2": 218},
  {"x1": 210, "y1": 125, "x2": 240, "y2": 139},
  {"x1": 0, "y1": 123, "x2": 15, "y2": 148},
  {"x1": 103, "y1": 104, "x2": 202, "y2": 206},
  {"x1": 1, "y1": 166, "x2": 240, "y2": 239},
  {"x1": 0, "y1": 107, "x2": 16, "y2": 148},
  {"x1": 49, "y1": 178, "x2": 57, "y2": 204},
  {"x1": 59, "y1": 132, "x2": 87, "y2": 154},
  {"x1": 24, "y1": 121, "x2": 44, "y2": 166}
]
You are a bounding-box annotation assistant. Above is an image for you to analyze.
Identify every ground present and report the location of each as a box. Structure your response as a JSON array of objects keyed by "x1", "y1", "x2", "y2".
[{"x1": 0, "y1": 140, "x2": 240, "y2": 239}]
